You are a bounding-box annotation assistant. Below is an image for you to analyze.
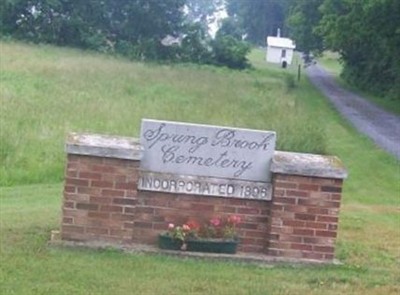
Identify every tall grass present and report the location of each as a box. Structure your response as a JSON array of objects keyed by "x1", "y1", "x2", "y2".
[{"x1": 0, "y1": 41, "x2": 325, "y2": 186}]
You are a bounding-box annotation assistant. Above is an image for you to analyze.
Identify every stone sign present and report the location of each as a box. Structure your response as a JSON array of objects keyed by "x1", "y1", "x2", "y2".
[{"x1": 139, "y1": 119, "x2": 276, "y2": 200}]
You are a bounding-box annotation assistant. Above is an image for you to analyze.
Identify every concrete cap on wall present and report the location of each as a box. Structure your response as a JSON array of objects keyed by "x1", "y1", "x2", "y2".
[
  {"x1": 271, "y1": 151, "x2": 348, "y2": 179},
  {"x1": 66, "y1": 133, "x2": 143, "y2": 160},
  {"x1": 65, "y1": 134, "x2": 348, "y2": 179}
]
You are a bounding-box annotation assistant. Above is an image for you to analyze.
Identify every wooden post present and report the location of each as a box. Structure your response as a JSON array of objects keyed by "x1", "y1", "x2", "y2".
[{"x1": 297, "y1": 64, "x2": 301, "y2": 81}]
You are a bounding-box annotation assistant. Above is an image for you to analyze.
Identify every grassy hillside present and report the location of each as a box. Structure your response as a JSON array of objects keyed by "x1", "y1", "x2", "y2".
[
  {"x1": 0, "y1": 42, "x2": 399, "y2": 294},
  {"x1": 1, "y1": 41, "x2": 324, "y2": 186}
]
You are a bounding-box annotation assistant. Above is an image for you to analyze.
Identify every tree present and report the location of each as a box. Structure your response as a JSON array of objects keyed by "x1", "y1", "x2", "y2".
[
  {"x1": 211, "y1": 34, "x2": 250, "y2": 69},
  {"x1": 0, "y1": 0, "x2": 186, "y2": 59},
  {"x1": 0, "y1": 0, "x2": 67, "y2": 44},
  {"x1": 184, "y1": 0, "x2": 224, "y2": 31},
  {"x1": 216, "y1": 17, "x2": 244, "y2": 40},
  {"x1": 0, "y1": 0, "x2": 253, "y2": 69},
  {"x1": 287, "y1": 0, "x2": 324, "y2": 54},
  {"x1": 225, "y1": 0, "x2": 291, "y2": 45},
  {"x1": 318, "y1": 0, "x2": 400, "y2": 98},
  {"x1": 179, "y1": 22, "x2": 213, "y2": 64},
  {"x1": 286, "y1": 0, "x2": 400, "y2": 99}
]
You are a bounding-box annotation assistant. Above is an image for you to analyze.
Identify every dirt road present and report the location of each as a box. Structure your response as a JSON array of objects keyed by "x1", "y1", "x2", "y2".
[{"x1": 306, "y1": 64, "x2": 400, "y2": 160}]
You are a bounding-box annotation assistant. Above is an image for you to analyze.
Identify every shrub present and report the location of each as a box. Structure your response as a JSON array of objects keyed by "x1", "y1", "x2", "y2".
[
  {"x1": 211, "y1": 35, "x2": 251, "y2": 69},
  {"x1": 178, "y1": 23, "x2": 213, "y2": 64},
  {"x1": 284, "y1": 73, "x2": 296, "y2": 91}
]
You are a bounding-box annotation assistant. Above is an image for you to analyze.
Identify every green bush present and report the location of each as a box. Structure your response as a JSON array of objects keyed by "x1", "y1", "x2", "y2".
[
  {"x1": 284, "y1": 73, "x2": 296, "y2": 92},
  {"x1": 179, "y1": 23, "x2": 213, "y2": 64},
  {"x1": 211, "y1": 35, "x2": 251, "y2": 69}
]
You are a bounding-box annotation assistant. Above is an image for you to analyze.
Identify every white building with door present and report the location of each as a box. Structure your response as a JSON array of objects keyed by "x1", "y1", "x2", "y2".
[{"x1": 266, "y1": 32, "x2": 296, "y2": 66}]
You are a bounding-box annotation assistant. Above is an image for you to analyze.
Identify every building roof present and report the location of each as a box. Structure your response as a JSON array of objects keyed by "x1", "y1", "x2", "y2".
[{"x1": 267, "y1": 36, "x2": 296, "y2": 49}]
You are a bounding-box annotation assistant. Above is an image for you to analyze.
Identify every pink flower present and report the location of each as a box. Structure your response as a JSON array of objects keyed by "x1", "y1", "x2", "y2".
[
  {"x1": 210, "y1": 217, "x2": 221, "y2": 227},
  {"x1": 168, "y1": 223, "x2": 175, "y2": 230},
  {"x1": 182, "y1": 224, "x2": 190, "y2": 231},
  {"x1": 228, "y1": 215, "x2": 241, "y2": 225}
]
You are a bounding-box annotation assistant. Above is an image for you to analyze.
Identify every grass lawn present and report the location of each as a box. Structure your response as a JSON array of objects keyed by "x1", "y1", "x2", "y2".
[{"x1": 1, "y1": 42, "x2": 399, "y2": 294}]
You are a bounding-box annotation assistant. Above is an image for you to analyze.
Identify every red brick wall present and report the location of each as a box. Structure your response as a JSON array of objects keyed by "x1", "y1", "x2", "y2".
[
  {"x1": 268, "y1": 174, "x2": 342, "y2": 260},
  {"x1": 132, "y1": 192, "x2": 271, "y2": 253},
  {"x1": 61, "y1": 154, "x2": 139, "y2": 243},
  {"x1": 61, "y1": 154, "x2": 344, "y2": 261}
]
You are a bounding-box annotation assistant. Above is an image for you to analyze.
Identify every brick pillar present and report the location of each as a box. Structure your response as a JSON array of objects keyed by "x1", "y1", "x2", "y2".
[
  {"x1": 267, "y1": 151, "x2": 347, "y2": 260},
  {"x1": 61, "y1": 133, "x2": 143, "y2": 244}
]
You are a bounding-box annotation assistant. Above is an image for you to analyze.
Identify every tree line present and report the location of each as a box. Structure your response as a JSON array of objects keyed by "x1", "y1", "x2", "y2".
[
  {"x1": 1, "y1": 0, "x2": 399, "y2": 98},
  {"x1": 0, "y1": 0, "x2": 250, "y2": 69}
]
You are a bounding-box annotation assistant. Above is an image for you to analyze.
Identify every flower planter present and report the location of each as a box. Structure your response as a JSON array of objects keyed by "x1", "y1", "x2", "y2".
[
  {"x1": 187, "y1": 239, "x2": 238, "y2": 254},
  {"x1": 158, "y1": 234, "x2": 183, "y2": 250},
  {"x1": 158, "y1": 234, "x2": 238, "y2": 254}
]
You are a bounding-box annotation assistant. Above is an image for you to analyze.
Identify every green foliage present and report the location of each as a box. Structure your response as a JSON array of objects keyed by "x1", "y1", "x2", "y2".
[
  {"x1": 287, "y1": 0, "x2": 325, "y2": 54},
  {"x1": 0, "y1": 0, "x2": 186, "y2": 60},
  {"x1": 287, "y1": 0, "x2": 400, "y2": 100},
  {"x1": 178, "y1": 23, "x2": 213, "y2": 64},
  {"x1": 318, "y1": 0, "x2": 400, "y2": 100},
  {"x1": 225, "y1": 0, "x2": 291, "y2": 44},
  {"x1": 211, "y1": 18, "x2": 251, "y2": 69},
  {"x1": 184, "y1": 0, "x2": 224, "y2": 29},
  {"x1": 211, "y1": 35, "x2": 251, "y2": 69},
  {"x1": 0, "y1": 0, "x2": 254, "y2": 68},
  {"x1": 284, "y1": 73, "x2": 297, "y2": 91},
  {"x1": 216, "y1": 17, "x2": 244, "y2": 40}
]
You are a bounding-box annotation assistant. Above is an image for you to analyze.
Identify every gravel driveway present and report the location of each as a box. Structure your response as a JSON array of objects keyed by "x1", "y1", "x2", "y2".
[{"x1": 306, "y1": 64, "x2": 400, "y2": 160}]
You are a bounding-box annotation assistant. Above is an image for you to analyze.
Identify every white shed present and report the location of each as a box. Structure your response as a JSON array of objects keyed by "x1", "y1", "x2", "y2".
[{"x1": 266, "y1": 33, "x2": 296, "y2": 67}]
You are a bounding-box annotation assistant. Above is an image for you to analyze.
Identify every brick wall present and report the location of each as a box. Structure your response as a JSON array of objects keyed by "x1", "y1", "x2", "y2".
[
  {"x1": 61, "y1": 134, "x2": 347, "y2": 262},
  {"x1": 267, "y1": 174, "x2": 342, "y2": 260},
  {"x1": 62, "y1": 154, "x2": 272, "y2": 253},
  {"x1": 133, "y1": 192, "x2": 271, "y2": 253},
  {"x1": 61, "y1": 154, "x2": 139, "y2": 243}
]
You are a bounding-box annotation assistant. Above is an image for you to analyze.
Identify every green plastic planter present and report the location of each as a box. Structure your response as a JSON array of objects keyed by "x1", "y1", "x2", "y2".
[
  {"x1": 158, "y1": 234, "x2": 238, "y2": 254},
  {"x1": 187, "y1": 239, "x2": 238, "y2": 254},
  {"x1": 158, "y1": 234, "x2": 183, "y2": 250}
]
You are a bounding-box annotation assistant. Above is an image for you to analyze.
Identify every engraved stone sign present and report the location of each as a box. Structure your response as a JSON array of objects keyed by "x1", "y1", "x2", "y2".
[{"x1": 139, "y1": 119, "x2": 276, "y2": 200}]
